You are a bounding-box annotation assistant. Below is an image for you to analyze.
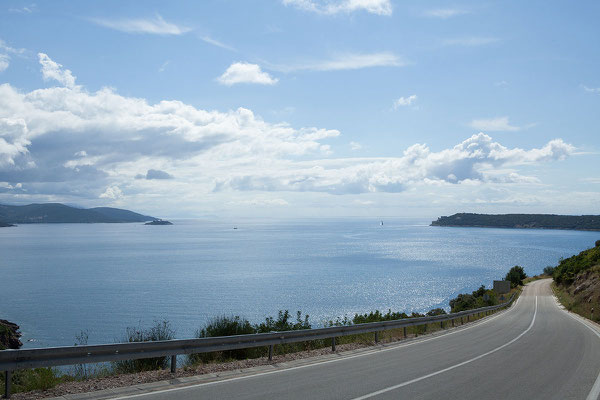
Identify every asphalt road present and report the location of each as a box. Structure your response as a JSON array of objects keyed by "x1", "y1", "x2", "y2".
[{"x1": 115, "y1": 279, "x2": 600, "y2": 400}]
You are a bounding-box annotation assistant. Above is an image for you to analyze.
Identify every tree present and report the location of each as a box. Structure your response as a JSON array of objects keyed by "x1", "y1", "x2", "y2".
[
  {"x1": 595, "y1": 240, "x2": 600, "y2": 247},
  {"x1": 505, "y1": 265, "x2": 527, "y2": 287},
  {"x1": 543, "y1": 266, "x2": 555, "y2": 276}
]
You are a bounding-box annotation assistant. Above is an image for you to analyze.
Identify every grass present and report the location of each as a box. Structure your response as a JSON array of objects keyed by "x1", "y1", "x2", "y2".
[{"x1": 552, "y1": 279, "x2": 600, "y2": 323}]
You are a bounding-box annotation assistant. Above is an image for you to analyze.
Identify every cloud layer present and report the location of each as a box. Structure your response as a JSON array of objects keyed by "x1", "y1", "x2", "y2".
[{"x1": 0, "y1": 54, "x2": 576, "y2": 213}]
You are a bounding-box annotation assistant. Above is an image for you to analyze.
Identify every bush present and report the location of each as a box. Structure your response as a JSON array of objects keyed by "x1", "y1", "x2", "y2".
[
  {"x1": 505, "y1": 266, "x2": 527, "y2": 288},
  {"x1": 352, "y1": 309, "x2": 409, "y2": 324},
  {"x1": 553, "y1": 245, "x2": 600, "y2": 284},
  {"x1": 449, "y1": 285, "x2": 497, "y2": 312},
  {"x1": 426, "y1": 308, "x2": 447, "y2": 316},
  {"x1": 112, "y1": 320, "x2": 176, "y2": 373},
  {"x1": 595, "y1": 240, "x2": 600, "y2": 247},
  {"x1": 256, "y1": 310, "x2": 311, "y2": 333},
  {"x1": 189, "y1": 315, "x2": 257, "y2": 364},
  {"x1": 1, "y1": 368, "x2": 71, "y2": 395},
  {"x1": 543, "y1": 266, "x2": 555, "y2": 276}
]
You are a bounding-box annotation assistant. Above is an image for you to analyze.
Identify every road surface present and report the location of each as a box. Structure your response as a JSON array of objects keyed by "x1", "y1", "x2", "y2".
[{"x1": 113, "y1": 279, "x2": 600, "y2": 400}]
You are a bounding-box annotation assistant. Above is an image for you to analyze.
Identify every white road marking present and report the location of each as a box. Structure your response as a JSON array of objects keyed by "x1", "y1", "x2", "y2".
[
  {"x1": 111, "y1": 298, "x2": 521, "y2": 400},
  {"x1": 351, "y1": 296, "x2": 538, "y2": 400}
]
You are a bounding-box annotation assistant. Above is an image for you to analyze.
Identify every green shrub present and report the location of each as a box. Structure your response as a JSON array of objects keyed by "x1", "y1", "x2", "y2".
[
  {"x1": 450, "y1": 285, "x2": 497, "y2": 312},
  {"x1": 543, "y1": 266, "x2": 555, "y2": 276},
  {"x1": 352, "y1": 309, "x2": 409, "y2": 324},
  {"x1": 0, "y1": 368, "x2": 71, "y2": 395},
  {"x1": 506, "y1": 266, "x2": 527, "y2": 287},
  {"x1": 189, "y1": 315, "x2": 257, "y2": 364},
  {"x1": 553, "y1": 245, "x2": 600, "y2": 284},
  {"x1": 256, "y1": 310, "x2": 311, "y2": 333},
  {"x1": 112, "y1": 320, "x2": 176, "y2": 373}
]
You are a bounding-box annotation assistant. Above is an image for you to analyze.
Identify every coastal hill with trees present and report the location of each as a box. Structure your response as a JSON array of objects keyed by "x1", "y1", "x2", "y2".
[
  {"x1": 0, "y1": 203, "x2": 155, "y2": 225},
  {"x1": 431, "y1": 213, "x2": 600, "y2": 231}
]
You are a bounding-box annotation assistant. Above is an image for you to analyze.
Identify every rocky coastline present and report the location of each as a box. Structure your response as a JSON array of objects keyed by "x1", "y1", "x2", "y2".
[{"x1": 0, "y1": 319, "x2": 23, "y2": 349}]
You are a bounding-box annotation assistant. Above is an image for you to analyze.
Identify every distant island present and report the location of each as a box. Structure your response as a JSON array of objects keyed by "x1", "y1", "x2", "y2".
[
  {"x1": 0, "y1": 221, "x2": 15, "y2": 227},
  {"x1": 0, "y1": 203, "x2": 156, "y2": 225},
  {"x1": 431, "y1": 213, "x2": 600, "y2": 231},
  {"x1": 145, "y1": 220, "x2": 173, "y2": 225}
]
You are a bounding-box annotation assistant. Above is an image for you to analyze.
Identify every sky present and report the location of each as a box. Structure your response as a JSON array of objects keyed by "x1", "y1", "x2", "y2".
[{"x1": 0, "y1": 0, "x2": 599, "y2": 218}]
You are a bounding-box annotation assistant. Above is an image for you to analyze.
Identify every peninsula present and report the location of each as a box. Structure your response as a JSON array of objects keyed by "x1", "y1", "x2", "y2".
[
  {"x1": 431, "y1": 213, "x2": 600, "y2": 231},
  {"x1": 0, "y1": 203, "x2": 155, "y2": 224}
]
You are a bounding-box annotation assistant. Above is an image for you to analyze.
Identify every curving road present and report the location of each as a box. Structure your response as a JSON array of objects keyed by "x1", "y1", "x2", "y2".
[{"x1": 112, "y1": 280, "x2": 600, "y2": 400}]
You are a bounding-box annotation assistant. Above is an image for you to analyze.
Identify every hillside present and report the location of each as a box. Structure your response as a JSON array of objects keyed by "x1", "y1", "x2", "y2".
[
  {"x1": 431, "y1": 213, "x2": 600, "y2": 231},
  {"x1": 552, "y1": 241, "x2": 600, "y2": 324},
  {"x1": 0, "y1": 203, "x2": 155, "y2": 224}
]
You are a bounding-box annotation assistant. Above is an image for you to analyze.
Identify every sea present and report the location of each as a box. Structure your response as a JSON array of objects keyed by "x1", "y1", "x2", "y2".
[{"x1": 1, "y1": 218, "x2": 598, "y2": 349}]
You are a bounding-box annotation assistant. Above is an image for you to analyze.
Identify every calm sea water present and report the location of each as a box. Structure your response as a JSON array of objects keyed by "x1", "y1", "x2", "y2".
[{"x1": 1, "y1": 218, "x2": 598, "y2": 349}]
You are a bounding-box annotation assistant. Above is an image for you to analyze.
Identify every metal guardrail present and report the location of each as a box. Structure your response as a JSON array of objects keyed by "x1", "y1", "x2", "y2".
[{"x1": 1, "y1": 293, "x2": 516, "y2": 398}]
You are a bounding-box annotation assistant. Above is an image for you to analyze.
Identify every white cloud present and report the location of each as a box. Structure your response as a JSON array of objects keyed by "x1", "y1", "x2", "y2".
[
  {"x1": 217, "y1": 62, "x2": 278, "y2": 86},
  {"x1": 216, "y1": 133, "x2": 575, "y2": 195},
  {"x1": 0, "y1": 54, "x2": 579, "y2": 214},
  {"x1": 38, "y1": 53, "x2": 77, "y2": 88},
  {"x1": 582, "y1": 85, "x2": 600, "y2": 94},
  {"x1": 200, "y1": 36, "x2": 236, "y2": 51},
  {"x1": 0, "y1": 55, "x2": 8, "y2": 72},
  {"x1": 158, "y1": 60, "x2": 170, "y2": 72},
  {"x1": 442, "y1": 37, "x2": 499, "y2": 46},
  {"x1": 469, "y1": 116, "x2": 522, "y2": 132},
  {"x1": 8, "y1": 4, "x2": 37, "y2": 13},
  {"x1": 282, "y1": 0, "x2": 392, "y2": 15},
  {"x1": 91, "y1": 14, "x2": 191, "y2": 35},
  {"x1": 272, "y1": 52, "x2": 404, "y2": 72},
  {"x1": 424, "y1": 8, "x2": 468, "y2": 18},
  {"x1": 99, "y1": 185, "x2": 123, "y2": 199},
  {"x1": 0, "y1": 39, "x2": 26, "y2": 73},
  {"x1": 350, "y1": 141, "x2": 362, "y2": 150},
  {"x1": 393, "y1": 95, "x2": 417, "y2": 108}
]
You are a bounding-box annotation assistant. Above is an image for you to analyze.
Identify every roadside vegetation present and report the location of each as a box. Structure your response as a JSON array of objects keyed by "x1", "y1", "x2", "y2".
[{"x1": 551, "y1": 240, "x2": 600, "y2": 323}]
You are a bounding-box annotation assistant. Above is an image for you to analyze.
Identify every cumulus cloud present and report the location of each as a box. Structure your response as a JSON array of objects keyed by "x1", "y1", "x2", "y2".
[
  {"x1": 282, "y1": 0, "x2": 392, "y2": 15},
  {"x1": 216, "y1": 133, "x2": 575, "y2": 195},
  {"x1": 393, "y1": 95, "x2": 417, "y2": 108},
  {"x1": 217, "y1": 62, "x2": 278, "y2": 86},
  {"x1": 99, "y1": 185, "x2": 123, "y2": 199},
  {"x1": 0, "y1": 53, "x2": 577, "y2": 209},
  {"x1": 91, "y1": 14, "x2": 191, "y2": 35},
  {"x1": 38, "y1": 53, "x2": 77, "y2": 88},
  {"x1": 469, "y1": 116, "x2": 522, "y2": 132}
]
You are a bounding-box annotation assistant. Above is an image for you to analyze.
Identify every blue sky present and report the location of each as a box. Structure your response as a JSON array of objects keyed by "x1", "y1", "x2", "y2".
[{"x1": 0, "y1": 0, "x2": 598, "y2": 218}]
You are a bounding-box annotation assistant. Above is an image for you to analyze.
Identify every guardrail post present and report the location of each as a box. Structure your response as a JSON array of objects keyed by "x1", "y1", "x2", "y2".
[
  {"x1": 467, "y1": 315, "x2": 470, "y2": 322},
  {"x1": 268, "y1": 345, "x2": 273, "y2": 361},
  {"x1": 403, "y1": 327, "x2": 407, "y2": 338},
  {"x1": 460, "y1": 317, "x2": 463, "y2": 325},
  {"x1": 170, "y1": 355, "x2": 176, "y2": 373},
  {"x1": 375, "y1": 331, "x2": 379, "y2": 343},
  {"x1": 331, "y1": 337, "x2": 336, "y2": 352},
  {"x1": 4, "y1": 370, "x2": 11, "y2": 399},
  {"x1": 440, "y1": 321, "x2": 444, "y2": 329},
  {"x1": 452, "y1": 319, "x2": 455, "y2": 327}
]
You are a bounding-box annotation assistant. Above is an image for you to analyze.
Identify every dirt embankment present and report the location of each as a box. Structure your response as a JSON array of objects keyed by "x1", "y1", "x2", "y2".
[{"x1": 555, "y1": 267, "x2": 600, "y2": 322}]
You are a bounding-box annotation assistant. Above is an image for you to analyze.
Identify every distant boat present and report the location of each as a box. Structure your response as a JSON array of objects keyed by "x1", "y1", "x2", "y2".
[
  {"x1": 233, "y1": 226, "x2": 238, "y2": 230},
  {"x1": 380, "y1": 221, "x2": 384, "y2": 226}
]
